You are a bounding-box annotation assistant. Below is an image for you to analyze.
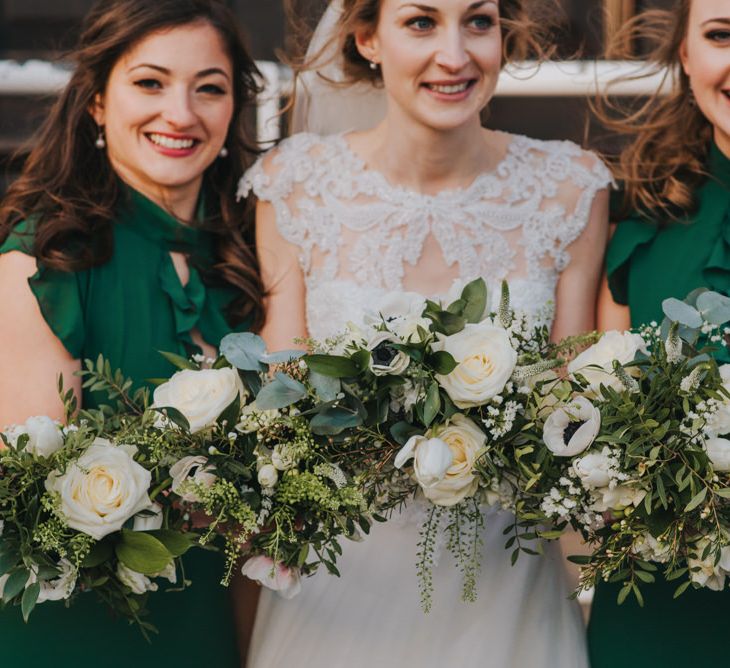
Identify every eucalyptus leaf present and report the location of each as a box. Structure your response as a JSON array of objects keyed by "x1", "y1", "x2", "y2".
[
  {"x1": 309, "y1": 371, "x2": 341, "y2": 402},
  {"x1": 697, "y1": 291, "x2": 730, "y2": 325},
  {"x1": 662, "y1": 298, "x2": 703, "y2": 328},
  {"x1": 116, "y1": 530, "x2": 172, "y2": 575},
  {"x1": 259, "y1": 349, "x2": 306, "y2": 364},
  {"x1": 310, "y1": 407, "x2": 362, "y2": 435},
  {"x1": 220, "y1": 332, "x2": 267, "y2": 371},
  {"x1": 390, "y1": 421, "x2": 422, "y2": 445},
  {"x1": 255, "y1": 374, "x2": 307, "y2": 410}
]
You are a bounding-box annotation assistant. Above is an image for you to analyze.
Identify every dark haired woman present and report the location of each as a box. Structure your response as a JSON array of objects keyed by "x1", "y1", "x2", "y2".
[
  {"x1": 593, "y1": 0, "x2": 730, "y2": 665},
  {"x1": 242, "y1": 0, "x2": 610, "y2": 665},
  {"x1": 0, "y1": 0, "x2": 262, "y2": 665}
]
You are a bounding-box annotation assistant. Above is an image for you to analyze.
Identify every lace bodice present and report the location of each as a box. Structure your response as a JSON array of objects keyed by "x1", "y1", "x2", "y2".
[{"x1": 240, "y1": 131, "x2": 611, "y2": 340}]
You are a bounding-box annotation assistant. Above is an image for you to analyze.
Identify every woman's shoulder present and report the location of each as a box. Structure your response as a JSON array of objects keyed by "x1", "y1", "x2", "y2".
[
  {"x1": 237, "y1": 132, "x2": 349, "y2": 203},
  {"x1": 0, "y1": 217, "x2": 39, "y2": 256},
  {"x1": 500, "y1": 131, "x2": 613, "y2": 188}
]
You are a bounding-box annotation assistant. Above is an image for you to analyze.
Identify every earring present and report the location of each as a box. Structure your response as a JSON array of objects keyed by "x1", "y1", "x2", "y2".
[
  {"x1": 219, "y1": 146, "x2": 229, "y2": 158},
  {"x1": 369, "y1": 61, "x2": 378, "y2": 71},
  {"x1": 95, "y1": 126, "x2": 106, "y2": 149}
]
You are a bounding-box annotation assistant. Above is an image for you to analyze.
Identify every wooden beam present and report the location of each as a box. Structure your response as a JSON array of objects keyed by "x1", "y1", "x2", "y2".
[{"x1": 604, "y1": 0, "x2": 636, "y2": 53}]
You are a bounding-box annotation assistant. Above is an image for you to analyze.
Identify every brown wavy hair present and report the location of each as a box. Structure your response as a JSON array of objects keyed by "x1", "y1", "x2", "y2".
[
  {"x1": 0, "y1": 0, "x2": 264, "y2": 329},
  {"x1": 593, "y1": 0, "x2": 712, "y2": 219},
  {"x1": 284, "y1": 0, "x2": 559, "y2": 89}
]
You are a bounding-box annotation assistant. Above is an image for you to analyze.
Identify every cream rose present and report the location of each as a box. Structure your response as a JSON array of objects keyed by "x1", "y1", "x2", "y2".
[
  {"x1": 397, "y1": 415, "x2": 486, "y2": 506},
  {"x1": 543, "y1": 397, "x2": 601, "y2": 457},
  {"x1": 257, "y1": 463, "x2": 279, "y2": 488},
  {"x1": 394, "y1": 436, "x2": 454, "y2": 488},
  {"x1": 241, "y1": 556, "x2": 301, "y2": 599},
  {"x1": 45, "y1": 439, "x2": 152, "y2": 540},
  {"x1": 367, "y1": 332, "x2": 410, "y2": 376},
  {"x1": 434, "y1": 322, "x2": 517, "y2": 408},
  {"x1": 170, "y1": 456, "x2": 217, "y2": 503},
  {"x1": 706, "y1": 437, "x2": 730, "y2": 472},
  {"x1": 3, "y1": 416, "x2": 64, "y2": 458},
  {"x1": 567, "y1": 331, "x2": 648, "y2": 396},
  {"x1": 152, "y1": 367, "x2": 245, "y2": 433}
]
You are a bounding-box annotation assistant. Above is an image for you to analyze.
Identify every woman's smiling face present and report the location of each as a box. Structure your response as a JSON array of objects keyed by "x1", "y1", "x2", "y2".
[
  {"x1": 91, "y1": 20, "x2": 234, "y2": 205},
  {"x1": 681, "y1": 0, "x2": 730, "y2": 156},
  {"x1": 356, "y1": 0, "x2": 502, "y2": 132}
]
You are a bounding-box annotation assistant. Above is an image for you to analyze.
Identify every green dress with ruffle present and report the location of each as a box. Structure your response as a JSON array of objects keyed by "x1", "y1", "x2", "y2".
[
  {"x1": 0, "y1": 187, "x2": 245, "y2": 667},
  {"x1": 587, "y1": 143, "x2": 730, "y2": 666}
]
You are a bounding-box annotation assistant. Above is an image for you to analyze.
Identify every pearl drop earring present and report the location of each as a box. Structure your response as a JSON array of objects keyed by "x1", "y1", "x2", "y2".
[
  {"x1": 369, "y1": 61, "x2": 378, "y2": 71},
  {"x1": 95, "y1": 127, "x2": 106, "y2": 149},
  {"x1": 219, "y1": 146, "x2": 229, "y2": 158}
]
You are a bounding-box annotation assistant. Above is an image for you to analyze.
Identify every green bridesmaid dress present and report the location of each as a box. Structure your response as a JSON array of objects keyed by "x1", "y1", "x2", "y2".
[
  {"x1": 588, "y1": 143, "x2": 730, "y2": 666},
  {"x1": 0, "y1": 187, "x2": 247, "y2": 667}
]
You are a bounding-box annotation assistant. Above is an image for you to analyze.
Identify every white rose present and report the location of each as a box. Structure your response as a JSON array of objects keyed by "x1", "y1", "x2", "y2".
[
  {"x1": 170, "y1": 456, "x2": 217, "y2": 503},
  {"x1": 397, "y1": 415, "x2": 485, "y2": 506},
  {"x1": 133, "y1": 502, "x2": 164, "y2": 531},
  {"x1": 152, "y1": 367, "x2": 245, "y2": 433},
  {"x1": 28, "y1": 559, "x2": 77, "y2": 603},
  {"x1": 590, "y1": 484, "x2": 646, "y2": 512},
  {"x1": 258, "y1": 464, "x2": 279, "y2": 488},
  {"x1": 241, "y1": 555, "x2": 301, "y2": 599},
  {"x1": 23, "y1": 416, "x2": 64, "y2": 457},
  {"x1": 573, "y1": 450, "x2": 612, "y2": 489},
  {"x1": 707, "y1": 364, "x2": 730, "y2": 436},
  {"x1": 45, "y1": 439, "x2": 152, "y2": 540},
  {"x1": 434, "y1": 322, "x2": 517, "y2": 408},
  {"x1": 706, "y1": 437, "x2": 730, "y2": 472},
  {"x1": 543, "y1": 397, "x2": 601, "y2": 457},
  {"x1": 394, "y1": 436, "x2": 454, "y2": 488},
  {"x1": 567, "y1": 331, "x2": 648, "y2": 396},
  {"x1": 367, "y1": 332, "x2": 410, "y2": 376}
]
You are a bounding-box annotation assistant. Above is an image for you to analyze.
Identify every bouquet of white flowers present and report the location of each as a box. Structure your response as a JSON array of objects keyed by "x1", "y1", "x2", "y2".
[
  {"x1": 301, "y1": 279, "x2": 580, "y2": 609},
  {"x1": 510, "y1": 289, "x2": 730, "y2": 604}
]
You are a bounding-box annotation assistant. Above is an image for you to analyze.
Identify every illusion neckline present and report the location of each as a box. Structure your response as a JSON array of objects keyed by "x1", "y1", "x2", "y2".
[{"x1": 334, "y1": 130, "x2": 520, "y2": 200}]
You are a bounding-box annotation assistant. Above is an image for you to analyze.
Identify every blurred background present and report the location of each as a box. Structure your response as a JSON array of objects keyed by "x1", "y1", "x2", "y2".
[{"x1": 0, "y1": 0, "x2": 673, "y2": 195}]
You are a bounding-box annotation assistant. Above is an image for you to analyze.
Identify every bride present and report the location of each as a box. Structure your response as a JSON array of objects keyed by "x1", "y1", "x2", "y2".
[{"x1": 241, "y1": 0, "x2": 610, "y2": 665}]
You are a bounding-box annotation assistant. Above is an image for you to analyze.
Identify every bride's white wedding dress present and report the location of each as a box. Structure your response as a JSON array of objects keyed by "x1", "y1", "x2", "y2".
[{"x1": 241, "y1": 130, "x2": 611, "y2": 668}]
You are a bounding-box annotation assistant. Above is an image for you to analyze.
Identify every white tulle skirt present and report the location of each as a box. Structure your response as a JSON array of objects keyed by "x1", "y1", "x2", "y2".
[{"x1": 247, "y1": 506, "x2": 588, "y2": 668}]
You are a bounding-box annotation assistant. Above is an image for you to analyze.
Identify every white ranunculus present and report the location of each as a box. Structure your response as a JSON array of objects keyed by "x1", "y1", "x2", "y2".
[
  {"x1": 397, "y1": 415, "x2": 485, "y2": 506},
  {"x1": 567, "y1": 331, "x2": 648, "y2": 396},
  {"x1": 132, "y1": 502, "x2": 164, "y2": 531},
  {"x1": 367, "y1": 332, "x2": 410, "y2": 376},
  {"x1": 706, "y1": 437, "x2": 730, "y2": 472},
  {"x1": 707, "y1": 364, "x2": 730, "y2": 437},
  {"x1": 543, "y1": 397, "x2": 601, "y2": 457},
  {"x1": 257, "y1": 463, "x2": 279, "y2": 488},
  {"x1": 573, "y1": 450, "x2": 612, "y2": 489},
  {"x1": 31, "y1": 559, "x2": 77, "y2": 603},
  {"x1": 590, "y1": 484, "x2": 646, "y2": 512},
  {"x1": 271, "y1": 444, "x2": 297, "y2": 471},
  {"x1": 631, "y1": 533, "x2": 671, "y2": 564},
  {"x1": 394, "y1": 436, "x2": 454, "y2": 488},
  {"x1": 687, "y1": 538, "x2": 730, "y2": 591},
  {"x1": 152, "y1": 367, "x2": 245, "y2": 433},
  {"x1": 45, "y1": 439, "x2": 152, "y2": 540},
  {"x1": 433, "y1": 322, "x2": 517, "y2": 408},
  {"x1": 169, "y1": 456, "x2": 217, "y2": 503},
  {"x1": 241, "y1": 555, "x2": 301, "y2": 599},
  {"x1": 23, "y1": 416, "x2": 64, "y2": 457},
  {"x1": 364, "y1": 291, "x2": 429, "y2": 341}
]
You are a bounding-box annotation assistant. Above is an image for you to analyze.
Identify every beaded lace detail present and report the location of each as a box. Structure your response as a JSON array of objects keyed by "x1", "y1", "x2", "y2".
[{"x1": 239, "y1": 131, "x2": 612, "y2": 341}]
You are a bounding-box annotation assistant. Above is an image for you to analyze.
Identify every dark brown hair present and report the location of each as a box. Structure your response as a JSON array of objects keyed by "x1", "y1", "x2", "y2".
[
  {"x1": 0, "y1": 0, "x2": 264, "y2": 329},
  {"x1": 285, "y1": 0, "x2": 558, "y2": 88},
  {"x1": 593, "y1": 0, "x2": 711, "y2": 219}
]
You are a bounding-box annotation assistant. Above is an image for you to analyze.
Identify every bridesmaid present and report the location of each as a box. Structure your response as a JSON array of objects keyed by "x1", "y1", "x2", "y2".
[
  {"x1": 592, "y1": 0, "x2": 730, "y2": 665},
  {"x1": 0, "y1": 0, "x2": 263, "y2": 665}
]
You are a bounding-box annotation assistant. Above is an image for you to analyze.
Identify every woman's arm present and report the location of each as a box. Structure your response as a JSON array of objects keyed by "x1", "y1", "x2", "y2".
[
  {"x1": 0, "y1": 251, "x2": 80, "y2": 424},
  {"x1": 596, "y1": 271, "x2": 631, "y2": 331},
  {"x1": 551, "y1": 188, "x2": 610, "y2": 341},
  {"x1": 255, "y1": 200, "x2": 308, "y2": 351}
]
